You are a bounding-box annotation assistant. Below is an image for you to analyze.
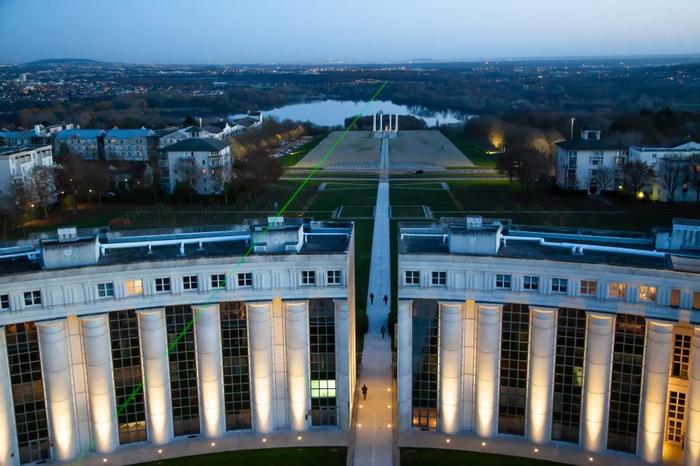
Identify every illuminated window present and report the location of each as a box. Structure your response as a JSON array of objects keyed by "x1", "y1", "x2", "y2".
[
  {"x1": 405, "y1": 270, "x2": 420, "y2": 285},
  {"x1": 580, "y1": 280, "x2": 597, "y2": 296},
  {"x1": 23, "y1": 290, "x2": 41, "y2": 306},
  {"x1": 495, "y1": 274, "x2": 511, "y2": 289},
  {"x1": 97, "y1": 282, "x2": 114, "y2": 298},
  {"x1": 0, "y1": 294, "x2": 9, "y2": 310},
  {"x1": 666, "y1": 391, "x2": 687, "y2": 444},
  {"x1": 609, "y1": 282, "x2": 626, "y2": 299},
  {"x1": 639, "y1": 286, "x2": 657, "y2": 302},
  {"x1": 237, "y1": 272, "x2": 253, "y2": 287},
  {"x1": 327, "y1": 270, "x2": 341, "y2": 285},
  {"x1": 431, "y1": 271, "x2": 446, "y2": 286},
  {"x1": 551, "y1": 278, "x2": 568, "y2": 293},
  {"x1": 671, "y1": 334, "x2": 691, "y2": 380},
  {"x1": 125, "y1": 279, "x2": 143, "y2": 296},
  {"x1": 301, "y1": 270, "x2": 316, "y2": 286},
  {"x1": 183, "y1": 275, "x2": 198, "y2": 291},
  {"x1": 310, "y1": 379, "x2": 336, "y2": 398},
  {"x1": 523, "y1": 276, "x2": 539, "y2": 291},
  {"x1": 211, "y1": 274, "x2": 226, "y2": 289},
  {"x1": 411, "y1": 299, "x2": 438, "y2": 430},
  {"x1": 155, "y1": 277, "x2": 171, "y2": 293},
  {"x1": 309, "y1": 299, "x2": 336, "y2": 426},
  {"x1": 669, "y1": 289, "x2": 681, "y2": 307}
]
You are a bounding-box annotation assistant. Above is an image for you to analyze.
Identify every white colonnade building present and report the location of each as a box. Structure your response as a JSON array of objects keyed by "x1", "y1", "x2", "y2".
[
  {"x1": 398, "y1": 217, "x2": 700, "y2": 465},
  {"x1": 0, "y1": 218, "x2": 356, "y2": 465}
]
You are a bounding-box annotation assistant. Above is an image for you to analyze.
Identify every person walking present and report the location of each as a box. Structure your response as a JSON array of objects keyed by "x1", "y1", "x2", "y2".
[
  {"x1": 369, "y1": 292, "x2": 375, "y2": 305},
  {"x1": 383, "y1": 294, "x2": 388, "y2": 306},
  {"x1": 361, "y1": 384, "x2": 368, "y2": 400},
  {"x1": 380, "y1": 325, "x2": 386, "y2": 339}
]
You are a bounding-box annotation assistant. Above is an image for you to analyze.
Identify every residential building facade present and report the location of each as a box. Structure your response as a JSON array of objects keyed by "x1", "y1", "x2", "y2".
[
  {"x1": 54, "y1": 129, "x2": 106, "y2": 160},
  {"x1": 629, "y1": 141, "x2": 700, "y2": 202},
  {"x1": 555, "y1": 131, "x2": 627, "y2": 193},
  {"x1": 161, "y1": 138, "x2": 232, "y2": 195},
  {"x1": 104, "y1": 128, "x2": 155, "y2": 162},
  {"x1": 0, "y1": 144, "x2": 54, "y2": 207},
  {"x1": 397, "y1": 217, "x2": 700, "y2": 466},
  {"x1": 0, "y1": 218, "x2": 356, "y2": 465}
]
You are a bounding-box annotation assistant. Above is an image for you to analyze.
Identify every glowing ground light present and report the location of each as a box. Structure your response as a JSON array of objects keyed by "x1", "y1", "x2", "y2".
[
  {"x1": 481, "y1": 442, "x2": 486, "y2": 446},
  {"x1": 534, "y1": 448, "x2": 539, "y2": 453},
  {"x1": 262, "y1": 438, "x2": 267, "y2": 443},
  {"x1": 211, "y1": 442, "x2": 216, "y2": 447},
  {"x1": 298, "y1": 436, "x2": 303, "y2": 440},
  {"x1": 446, "y1": 438, "x2": 451, "y2": 443},
  {"x1": 157, "y1": 449, "x2": 162, "y2": 454},
  {"x1": 589, "y1": 458, "x2": 594, "y2": 462}
]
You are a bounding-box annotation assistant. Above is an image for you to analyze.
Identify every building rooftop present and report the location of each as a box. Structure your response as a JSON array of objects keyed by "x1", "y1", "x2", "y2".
[
  {"x1": 105, "y1": 128, "x2": 155, "y2": 139},
  {"x1": 399, "y1": 217, "x2": 700, "y2": 273},
  {"x1": 556, "y1": 139, "x2": 626, "y2": 151},
  {"x1": 0, "y1": 218, "x2": 352, "y2": 276},
  {"x1": 55, "y1": 129, "x2": 106, "y2": 140},
  {"x1": 0, "y1": 144, "x2": 52, "y2": 157},
  {"x1": 162, "y1": 137, "x2": 229, "y2": 152}
]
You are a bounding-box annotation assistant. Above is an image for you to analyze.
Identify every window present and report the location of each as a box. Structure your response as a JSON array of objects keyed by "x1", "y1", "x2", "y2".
[
  {"x1": 211, "y1": 274, "x2": 226, "y2": 289},
  {"x1": 0, "y1": 294, "x2": 9, "y2": 310},
  {"x1": 405, "y1": 271, "x2": 420, "y2": 285},
  {"x1": 309, "y1": 299, "x2": 337, "y2": 426},
  {"x1": 551, "y1": 278, "x2": 568, "y2": 294},
  {"x1": 220, "y1": 302, "x2": 251, "y2": 430},
  {"x1": 23, "y1": 290, "x2": 41, "y2": 306},
  {"x1": 237, "y1": 272, "x2": 253, "y2": 288},
  {"x1": 431, "y1": 271, "x2": 446, "y2": 286},
  {"x1": 609, "y1": 282, "x2": 626, "y2": 299},
  {"x1": 495, "y1": 274, "x2": 511, "y2": 290},
  {"x1": 693, "y1": 292, "x2": 700, "y2": 310},
  {"x1": 499, "y1": 303, "x2": 530, "y2": 435},
  {"x1": 327, "y1": 270, "x2": 341, "y2": 285},
  {"x1": 97, "y1": 282, "x2": 114, "y2": 299},
  {"x1": 301, "y1": 270, "x2": 316, "y2": 286},
  {"x1": 183, "y1": 275, "x2": 198, "y2": 291},
  {"x1": 155, "y1": 277, "x2": 171, "y2": 293},
  {"x1": 580, "y1": 280, "x2": 597, "y2": 296},
  {"x1": 671, "y1": 334, "x2": 691, "y2": 380},
  {"x1": 125, "y1": 279, "x2": 143, "y2": 297},
  {"x1": 666, "y1": 391, "x2": 687, "y2": 444},
  {"x1": 639, "y1": 285, "x2": 657, "y2": 302},
  {"x1": 523, "y1": 276, "x2": 539, "y2": 291},
  {"x1": 669, "y1": 289, "x2": 681, "y2": 307}
]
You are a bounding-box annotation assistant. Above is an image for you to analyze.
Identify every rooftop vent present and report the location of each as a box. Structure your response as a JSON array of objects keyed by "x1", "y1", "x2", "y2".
[
  {"x1": 267, "y1": 216, "x2": 285, "y2": 228},
  {"x1": 57, "y1": 227, "x2": 78, "y2": 243}
]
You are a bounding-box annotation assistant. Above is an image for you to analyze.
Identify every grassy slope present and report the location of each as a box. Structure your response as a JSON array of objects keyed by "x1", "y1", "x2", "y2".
[
  {"x1": 401, "y1": 448, "x2": 569, "y2": 466},
  {"x1": 442, "y1": 130, "x2": 500, "y2": 168},
  {"x1": 131, "y1": 447, "x2": 346, "y2": 466}
]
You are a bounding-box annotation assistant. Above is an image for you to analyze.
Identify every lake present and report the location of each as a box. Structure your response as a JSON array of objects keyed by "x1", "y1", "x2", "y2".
[{"x1": 231, "y1": 99, "x2": 467, "y2": 127}]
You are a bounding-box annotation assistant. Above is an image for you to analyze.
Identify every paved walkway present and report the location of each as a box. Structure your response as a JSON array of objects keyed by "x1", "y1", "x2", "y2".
[{"x1": 352, "y1": 137, "x2": 393, "y2": 466}]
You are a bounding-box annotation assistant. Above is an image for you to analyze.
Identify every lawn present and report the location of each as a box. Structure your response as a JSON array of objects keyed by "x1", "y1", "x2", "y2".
[
  {"x1": 307, "y1": 182, "x2": 377, "y2": 212},
  {"x1": 338, "y1": 205, "x2": 375, "y2": 218},
  {"x1": 441, "y1": 130, "x2": 500, "y2": 168},
  {"x1": 281, "y1": 134, "x2": 327, "y2": 167},
  {"x1": 390, "y1": 183, "x2": 456, "y2": 211},
  {"x1": 131, "y1": 447, "x2": 346, "y2": 466},
  {"x1": 391, "y1": 205, "x2": 426, "y2": 218},
  {"x1": 400, "y1": 448, "x2": 568, "y2": 466}
]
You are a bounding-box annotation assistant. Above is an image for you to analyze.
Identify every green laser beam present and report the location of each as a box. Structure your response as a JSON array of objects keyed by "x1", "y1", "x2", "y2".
[{"x1": 111, "y1": 81, "x2": 388, "y2": 428}]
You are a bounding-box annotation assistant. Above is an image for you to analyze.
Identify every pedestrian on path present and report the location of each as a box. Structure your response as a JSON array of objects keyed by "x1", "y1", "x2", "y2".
[
  {"x1": 383, "y1": 294, "x2": 388, "y2": 306},
  {"x1": 361, "y1": 384, "x2": 368, "y2": 400},
  {"x1": 369, "y1": 292, "x2": 375, "y2": 305},
  {"x1": 380, "y1": 325, "x2": 386, "y2": 339}
]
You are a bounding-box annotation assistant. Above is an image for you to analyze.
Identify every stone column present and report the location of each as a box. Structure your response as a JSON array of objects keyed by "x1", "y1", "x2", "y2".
[
  {"x1": 0, "y1": 328, "x2": 19, "y2": 466},
  {"x1": 379, "y1": 114, "x2": 383, "y2": 132},
  {"x1": 372, "y1": 114, "x2": 377, "y2": 132},
  {"x1": 475, "y1": 303, "x2": 502, "y2": 438},
  {"x1": 193, "y1": 304, "x2": 225, "y2": 439},
  {"x1": 397, "y1": 300, "x2": 413, "y2": 431},
  {"x1": 638, "y1": 320, "x2": 673, "y2": 463},
  {"x1": 526, "y1": 306, "x2": 557, "y2": 444},
  {"x1": 37, "y1": 319, "x2": 79, "y2": 461},
  {"x1": 439, "y1": 302, "x2": 463, "y2": 434},
  {"x1": 581, "y1": 312, "x2": 615, "y2": 453},
  {"x1": 684, "y1": 327, "x2": 700, "y2": 466},
  {"x1": 285, "y1": 301, "x2": 310, "y2": 432},
  {"x1": 137, "y1": 308, "x2": 173, "y2": 445},
  {"x1": 248, "y1": 301, "x2": 275, "y2": 434},
  {"x1": 395, "y1": 114, "x2": 399, "y2": 132},
  {"x1": 334, "y1": 300, "x2": 350, "y2": 431},
  {"x1": 80, "y1": 315, "x2": 119, "y2": 453}
]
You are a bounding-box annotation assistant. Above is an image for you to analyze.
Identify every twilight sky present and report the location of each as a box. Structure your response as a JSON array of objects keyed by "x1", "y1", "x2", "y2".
[{"x1": 1, "y1": 0, "x2": 699, "y2": 64}]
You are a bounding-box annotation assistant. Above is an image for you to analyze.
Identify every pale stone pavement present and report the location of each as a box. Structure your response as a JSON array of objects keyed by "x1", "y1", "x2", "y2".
[{"x1": 352, "y1": 134, "x2": 393, "y2": 466}]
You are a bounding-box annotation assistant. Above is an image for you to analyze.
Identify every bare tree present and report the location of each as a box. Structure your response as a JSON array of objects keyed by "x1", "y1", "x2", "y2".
[
  {"x1": 624, "y1": 160, "x2": 653, "y2": 196},
  {"x1": 24, "y1": 165, "x2": 57, "y2": 219},
  {"x1": 592, "y1": 166, "x2": 617, "y2": 194},
  {"x1": 688, "y1": 154, "x2": 700, "y2": 203},
  {"x1": 496, "y1": 149, "x2": 552, "y2": 191},
  {"x1": 657, "y1": 157, "x2": 687, "y2": 203}
]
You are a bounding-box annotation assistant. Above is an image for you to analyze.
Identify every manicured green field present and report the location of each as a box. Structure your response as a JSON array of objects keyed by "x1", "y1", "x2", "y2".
[
  {"x1": 131, "y1": 447, "x2": 346, "y2": 466},
  {"x1": 400, "y1": 448, "x2": 569, "y2": 466},
  {"x1": 442, "y1": 130, "x2": 500, "y2": 168}
]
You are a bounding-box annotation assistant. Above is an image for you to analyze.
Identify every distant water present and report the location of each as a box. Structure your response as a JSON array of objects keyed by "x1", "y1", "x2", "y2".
[{"x1": 231, "y1": 99, "x2": 467, "y2": 127}]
